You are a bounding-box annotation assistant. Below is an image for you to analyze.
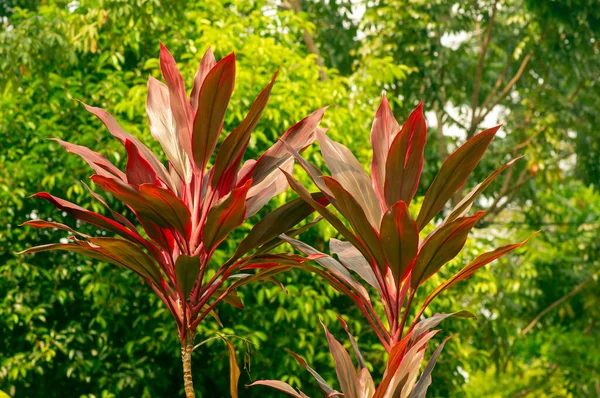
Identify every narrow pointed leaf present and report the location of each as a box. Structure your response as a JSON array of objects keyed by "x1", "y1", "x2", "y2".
[
  {"x1": 192, "y1": 52, "x2": 236, "y2": 169},
  {"x1": 225, "y1": 339, "x2": 241, "y2": 398},
  {"x1": 159, "y1": 43, "x2": 194, "y2": 160},
  {"x1": 190, "y1": 48, "x2": 216, "y2": 111},
  {"x1": 409, "y1": 335, "x2": 454, "y2": 398},
  {"x1": 229, "y1": 192, "x2": 327, "y2": 264},
  {"x1": 410, "y1": 311, "x2": 475, "y2": 343},
  {"x1": 411, "y1": 212, "x2": 485, "y2": 288},
  {"x1": 286, "y1": 349, "x2": 338, "y2": 395},
  {"x1": 51, "y1": 138, "x2": 125, "y2": 181},
  {"x1": 416, "y1": 126, "x2": 500, "y2": 230},
  {"x1": 212, "y1": 71, "x2": 278, "y2": 187},
  {"x1": 318, "y1": 130, "x2": 381, "y2": 227},
  {"x1": 246, "y1": 107, "x2": 326, "y2": 187},
  {"x1": 81, "y1": 102, "x2": 174, "y2": 189},
  {"x1": 139, "y1": 184, "x2": 191, "y2": 237},
  {"x1": 280, "y1": 234, "x2": 370, "y2": 301},
  {"x1": 321, "y1": 321, "x2": 361, "y2": 398},
  {"x1": 330, "y1": 239, "x2": 380, "y2": 292},
  {"x1": 445, "y1": 157, "x2": 522, "y2": 223},
  {"x1": 420, "y1": 232, "x2": 538, "y2": 310},
  {"x1": 371, "y1": 95, "x2": 400, "y2": 207},
  {"x1": 384, "y1": 103, "x2": 427, "y2": 207},
  {"x1": 147, "y1": 76, "x2": 191, "y2": 181}
]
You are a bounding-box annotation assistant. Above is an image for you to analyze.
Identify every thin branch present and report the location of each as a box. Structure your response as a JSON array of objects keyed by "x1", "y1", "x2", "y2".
[
  {"x1": 521, "y1": 276, "x2": 595, "y2": 335},
  {"x1": 469, "y1": 2, "x2": 497, "y2": 131}
]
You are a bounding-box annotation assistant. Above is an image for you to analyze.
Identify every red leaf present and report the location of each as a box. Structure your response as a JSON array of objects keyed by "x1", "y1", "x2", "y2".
[
  {"x1": 51, "y1": 138, "x2": 125, "y2": 181},
  {"x1": 31, "y1": 192, "x2": 154, "y2": 251},
  {"x1": 192, "y1": 52, "x2": 236, "y2": 169},
  {"x1": 371, "y1": 95, "x2": 401, "y2": 208},
  {"x1": 445, "y1": 156, "x2": 522, "y2": 223},
  {"x1": 80, "y1": 102, "x2": 174, "y2": 190},
  {"x1": 212, "y1": 71, "x2": 278, "y2": 191},
  {"x1": 244, "y1": 107, "x2": 326, "y2": 188},
  {"x1": 159, "y1": 43, "x2": 194, "y2": 160},
  {"x1": 379, "y1": 200, "x2": 419, "y2": 286},
  {"x1": 384, "y1": 103, "x2": 427, "y2": 208},
  {"x1": 125, "y1": 139, "x2": 159, "y2": 186},
  {"x1": 202, "y1": 179, "x2": 252, "y2": 254},
  {"x1": 190, "y1": 48, "x2": 217, "y2": 111},
  {"x1": 416, "y1": 125, "x2": 500, "y2": 230},
  {"x1": 139, "y1": 184, "x2": 191, "y2": 237},
  {"x1": 420, "y1": 232, "x2": 538, "y2": 310},
  {"x1": 229, "y1": 192, "x2": 327, "y2": 264},
  {"x1": 411, "y1": 212, "x2": 485, "y2": 288}
]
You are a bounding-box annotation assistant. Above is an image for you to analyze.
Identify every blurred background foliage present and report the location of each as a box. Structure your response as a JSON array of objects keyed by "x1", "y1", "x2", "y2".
[{"x1": 1, "y1": 0, "x2": 599, "y2": 397}]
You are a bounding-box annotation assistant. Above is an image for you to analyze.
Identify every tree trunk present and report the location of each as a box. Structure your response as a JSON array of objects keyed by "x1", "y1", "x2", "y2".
[{"x1": 181, "y1": 333, "x2": 195, "y2": 398}]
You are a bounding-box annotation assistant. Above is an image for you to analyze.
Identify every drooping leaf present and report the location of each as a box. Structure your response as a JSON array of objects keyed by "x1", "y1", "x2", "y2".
[
  {"x1": 384, "y1": 103, "x2": 427, "y2": 207},
  {"x1": 224, "y1": 339, "x2": 241, "y2": 398},
  {"x1": 411, "y1": 212, "x2": 485, "y2": 288},
  {"x1": 379, "y1": 200, "x2": 419, "y2": 286},
  {"x1": 31, "y1": 192, "x2": 154, "y2": 251},
  {"x1": 286, "y1": 349, "x2": 339, "y2": 395},
  {"x1": 51, "y1": 138, "x2": 125, "y2": 181},
  {"x1": 280, "y1": 235, "x2": 370, "y2": 301},
  {"x1": 175, "y1": 255, "x2": 200, "y2": 297},
  {"x1": 416, "y1": 126, "x2": 500, "y2": 230},
  {"x1": 192, "y1": 53, "x2": 236, "y2": 169}
]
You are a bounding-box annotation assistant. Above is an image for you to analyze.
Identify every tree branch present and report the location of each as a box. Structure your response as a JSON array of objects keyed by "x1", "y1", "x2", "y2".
[
  {"x1": 469, "y1": 2, "x2": 497, "y2": 133},
  {"x1": 521, "y1": 276, "x2": 595, "y2": 336}
]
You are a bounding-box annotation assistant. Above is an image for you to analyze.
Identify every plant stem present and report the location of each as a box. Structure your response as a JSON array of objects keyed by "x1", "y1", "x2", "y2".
[{"x1": 181, "y1": 333, "x2": 195, "y2": 398}]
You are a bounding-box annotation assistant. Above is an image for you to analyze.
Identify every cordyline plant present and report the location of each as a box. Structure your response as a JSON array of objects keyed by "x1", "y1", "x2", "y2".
[
  {"x1": 251, "y1": 97, "x2": 536, "y2": 397},
  {"x1": 19, "y1": 44, "x2": 328, "y2": 397}
]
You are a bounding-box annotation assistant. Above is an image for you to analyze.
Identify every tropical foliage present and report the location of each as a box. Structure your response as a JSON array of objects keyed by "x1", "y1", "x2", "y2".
[{"x1": 1, "y1": 0, "x2": 599, "y2": 397}]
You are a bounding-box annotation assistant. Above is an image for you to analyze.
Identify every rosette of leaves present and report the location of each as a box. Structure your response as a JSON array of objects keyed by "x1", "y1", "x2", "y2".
[
  {"x1": 19, "y1": 44, "x2": 327, "y2": 397},
  {"x1": 253, "y1": 97, "x2": 536, "y2": 396}
]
